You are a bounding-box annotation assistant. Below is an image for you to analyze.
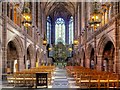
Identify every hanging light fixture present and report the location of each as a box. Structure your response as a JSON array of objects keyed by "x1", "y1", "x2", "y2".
[
  {"x1": 48, "y1": 47, "x2": 52, "y2": 51},
  {"x1": 74, "y1": 40, "x2": 79, "y2": 46},
  {"x1": 43, "y1": 33, "x2": 47, "y2": 45},
  {"x1": 101, "y1": 2, "x2": 112, "y2": 10},
  {"x1": 68, "y1": 47, "x2": 72, "y2": 51},
  {"x1": 89, "y1": 2, "x2": 102, "y2": 30},
  {"x1": 22, "y1": 2, "x2": 32, "y2": 28}
]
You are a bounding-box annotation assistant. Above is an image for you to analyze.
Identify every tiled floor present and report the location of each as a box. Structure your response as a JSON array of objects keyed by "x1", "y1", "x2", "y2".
[{"x1": 51, "y1": 67, "x2": 79, "y2": 88}]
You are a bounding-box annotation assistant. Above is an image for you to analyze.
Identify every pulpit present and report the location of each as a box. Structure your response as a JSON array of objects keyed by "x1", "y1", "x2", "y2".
[{"x1": 36, "y1": 72, "x2": 48, "y2": 88}]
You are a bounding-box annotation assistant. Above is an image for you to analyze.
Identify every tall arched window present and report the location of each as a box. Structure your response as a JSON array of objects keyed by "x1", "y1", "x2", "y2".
[
  {"x1": 69, "y1": 16, "x2": 73, "y2": 44},
  {"x1": 55, "y1": 18, "x2": 65, "y2": 45},
  {"x1": 47, "y1": 16, "x2": 51, "y2": 44}
]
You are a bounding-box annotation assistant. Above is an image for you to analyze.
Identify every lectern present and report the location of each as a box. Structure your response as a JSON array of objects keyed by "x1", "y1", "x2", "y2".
[{"x1": 36, "y1": 72, "x2": 48, "y2": 88}]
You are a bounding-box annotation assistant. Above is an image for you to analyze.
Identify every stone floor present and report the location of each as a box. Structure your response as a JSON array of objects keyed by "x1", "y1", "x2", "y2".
[{"x1": 51, "y1": 67, "x2": 79, "y2": 88}]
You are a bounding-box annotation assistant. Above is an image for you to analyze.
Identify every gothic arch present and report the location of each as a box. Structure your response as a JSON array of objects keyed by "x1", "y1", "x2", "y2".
[
  {"x1": 7, "y1": 35, "x2": 24, "y2": 72},
  {"x1": 97, "y1": 34, "x2": 115, "y2": 71},
  {"x1": 102, "y1": 41, "x2": 114, "y2": 72},
  {"x1": 87, "y1": 44, "x2": 94, "y2": 68},
  {"x1": 97, "y1": 34, "x2": 115, "y2": 56},
  {"x1": 87, "y1": 44, "x2": 94, "y2": 60},
  {"x1": 80, "y1": 48, "x2": 85, "y2": 67},
  {"x1": 27, "y1": 44, "x2": 34, "y2": 68}
]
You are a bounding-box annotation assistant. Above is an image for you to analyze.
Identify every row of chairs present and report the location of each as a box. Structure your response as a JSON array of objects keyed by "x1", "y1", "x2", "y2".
[
  {"x1": 7, "y1": 66, "x2": 55, "y2": 87},
  {"x1": 66, "y1": 66, "x2": 120, "y2": 88}
]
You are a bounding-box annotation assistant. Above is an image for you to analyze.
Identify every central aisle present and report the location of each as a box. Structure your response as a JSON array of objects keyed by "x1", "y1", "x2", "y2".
[{"x1": 51, "y1": 67, "x2": 79, "y2": 88}]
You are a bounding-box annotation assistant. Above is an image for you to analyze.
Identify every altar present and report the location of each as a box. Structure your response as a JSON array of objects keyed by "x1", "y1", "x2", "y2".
[{"x1": 54, "y1": 62, "x2": 67, "y2": 68}]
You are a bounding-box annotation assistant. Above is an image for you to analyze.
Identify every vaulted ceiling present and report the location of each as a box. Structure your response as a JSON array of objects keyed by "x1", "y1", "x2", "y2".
[
  {"x1": 15, "y1": 1, "x2": 76, "y2": 21},
  {"x1": 43, "y1": 2, "x2": 76, "y2": 20}
]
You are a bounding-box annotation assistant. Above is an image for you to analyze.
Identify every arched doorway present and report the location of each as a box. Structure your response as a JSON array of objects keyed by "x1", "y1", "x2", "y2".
[
  {"x1": 36, "y1": 49, "x2": 40, "y2": 67},
  {"x1": 26, "y1": 44, "x2": 34, "y2": 69},
  {"x1": 90, "y1": 48, "x2": 94, "y2": 69},
  {"x1": 102, "y1": 41, "x2": 114, "y2": 72},
  {"x1": 7, "y1": 41, "x2": 19, "y2": 73},
  {"x1": 81, "y1": 49, "x2": 85, "y2": 67},
  {"x1": 27, "y1": 48, "x2": 31, "y2": 69},
  {"x1": 83, "y1": 52, "x2": 85, "y2": 67}
]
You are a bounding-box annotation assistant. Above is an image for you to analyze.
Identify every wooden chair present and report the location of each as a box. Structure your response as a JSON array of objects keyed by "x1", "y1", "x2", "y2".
[
  {"x1": 79, "y1": 74, "x2": 90, "y2": 88},
  {"x1": 7, "y1": 74, "x2": 15, "y2": 86}
]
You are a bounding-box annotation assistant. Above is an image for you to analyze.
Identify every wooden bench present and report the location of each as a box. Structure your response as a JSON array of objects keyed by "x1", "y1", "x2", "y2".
[
  {"x1": 66, "y1": 66, "x2": 120, "y2": 88},
  {"x1": 7, "y1": 66, "x2": 55, "y2": 87}
]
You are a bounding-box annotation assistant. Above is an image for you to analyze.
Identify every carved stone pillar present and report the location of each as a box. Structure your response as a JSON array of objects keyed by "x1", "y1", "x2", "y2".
[
  {"x1": 74, "y1": 3, "x2": 78, "y2": 40},
  {"x1": 79, "y1": 2, "x2": 81, "y2": 45},
  {"x1": 84, "y1": 2, "x2": 88, "y2": 68},
  {"x1": 115, "y1": 17, "x2": 119, "y2": 73},
  {"x1": 31, "y1": 2, "x2": 36, "y2": 68},
  {"x1": 38, "y1": 2, "x2": 42, "y2": 35},
  {"x1": 2, "y1": 2, "x2": 7, "y2": 81}
]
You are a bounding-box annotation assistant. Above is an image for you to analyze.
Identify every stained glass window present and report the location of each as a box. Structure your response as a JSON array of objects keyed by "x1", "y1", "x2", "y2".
[
  {"x1": 69, "y1": 16, "x2": 73, "y2": 44},
  {"x1": 55, "y1": 18, "x2": 65, "y2": 45},
  {"x1": 47, "y1": 16, "x2": 51, "y2": 44}
]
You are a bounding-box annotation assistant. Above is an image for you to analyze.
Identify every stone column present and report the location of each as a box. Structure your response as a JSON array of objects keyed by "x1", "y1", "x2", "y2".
[
  {"x1": 118, "y1": 1, "x2": 120, "y2": 13},
  {"x1": 43, "y1": 10, "x2": 47, "y2": 65},
  {"x1": 51, "y1": 18, "x2": 55, "y2": 44},
  {"x1": 32, "y1": 2, "x2": 36, "y2": 39},
  {"x1": 116, "y1": 12, "x2": 120, "y2": 73},
  {"x1": 79, "y1": 2, "x2": 81, "y2": 45},
  {"x1": 84, "y1": 2, "x2": 88, "y2": 68},
  {"x1": 119, "y1": 14, "x2": 120, "y2": 73},
  {"x1": 74, "y1": 3, "x2": 78, "y2": 40},
  {"x1": 38, "y1": 2, "x2": 42, "y2": 66},
  {"x1": 65, "y1": 19, "x2": 69, "y2": 44},
  {"x1": 115, "y1": 17, "x2": 119, "y2": 73},
  {"x1": 23, "y1": 27, "x2": 27, "y2": 69},
  {"x1": 108, "y1": 55, "x2": 114, "y2": 72},
  {"x1": 0, "y1": 2, "x2": 2, "y2": 15},
  {"x1": 41, "y1": 4, "x2": 46, "y2": 38},
  {"x1": 77, "y1": 3, "x2": 80, "y2": 38},
  {"x1": 112, "y1": 2, "x2": 116, "y2": 17},
  {"x1": 77, "y1": 3, "x2": 81, "y2": 66},
  {"x1": 115, "y1": 2, "x2": 119, "y2": 14},
  {"x1": 18, "y1": 52, "x2": 25, "y2": 71},
  {"x1": 40, "y1": 4, "x2": 47, "y2": 65},
  {"x1": 0, "y1": 1, "x2": 2, "y2": 84},
  {"x1": 31, "y1": 2, "x2": 36, "y2": 68},
  {"x1": 39, "y1": 2, "x2": 42, "y2": 35},
  {"x1": 97, "y1": 54, "x2": 102, "y2": 71},
  {"x1": 2, "y1": 2, "x2": 7, "y2": 81}
]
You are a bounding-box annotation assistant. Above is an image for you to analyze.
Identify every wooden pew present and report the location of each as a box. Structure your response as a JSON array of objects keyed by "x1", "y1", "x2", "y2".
[
  {"x1": 7, "y1": 66, "x2": 55, "y2": 87},
  {"x1": 66, "y1": 66, "x2": 120, "y2": 88}
]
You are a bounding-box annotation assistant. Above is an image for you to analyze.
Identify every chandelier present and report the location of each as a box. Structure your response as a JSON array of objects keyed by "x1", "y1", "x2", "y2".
[
  {"x1": 22, "y1": 2, "x2": 32, "y2": 28},
  {"x1": 43, "y1": 33, "x2": 47, "y2": 45},
  {"x1": 74, "y1": 40, "x2": 79, "y2": 46},
  {"x1": 89, "y1": 2, "x2": 102, "y2": 30}
]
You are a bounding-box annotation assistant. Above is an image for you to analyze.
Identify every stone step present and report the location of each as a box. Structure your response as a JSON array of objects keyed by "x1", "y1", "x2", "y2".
[
  {"x1": 53, "y1": 76, "x2": 67, "y2": 79},
  {"x1": 54, "y1": 73, "x2": 66, "y2": 75},
  {"x1": 53, "y1": 78, "x2": 68, "y2": 81},
  {"x1": 55, "y1": 69, "x2": 66, "y2": 71}
]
